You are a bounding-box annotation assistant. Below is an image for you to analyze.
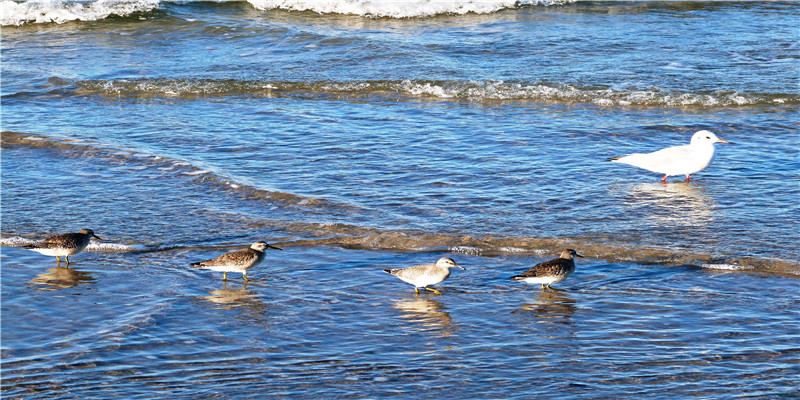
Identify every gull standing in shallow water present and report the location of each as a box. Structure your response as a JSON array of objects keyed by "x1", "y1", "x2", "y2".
[
  {"x1": 191, "y1": 241, "x2": 282, "y2": 281},
  {"x1": 609, "y1": 130, "x2": 730, "y2": 182},
  {"x1": 384, "y1": 257, "x2": 465, "y2": 295},
  {"x1": 24, "y1": 229, "x2": 102, "y2": 266},
  {"x1": 511, "y1": 249, "x2": 583, "y2": 290}
]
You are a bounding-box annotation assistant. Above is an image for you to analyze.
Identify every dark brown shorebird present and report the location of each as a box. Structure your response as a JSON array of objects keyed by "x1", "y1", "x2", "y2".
[
  {"x1": 384, "y1": 257, "x2": 465, "y2": 295},
  {"x1": 23, "y1": 229, "x2": 102, "y2": 266},
  {"x1": 190, "y1": 241, "x2": 282, "y2": 281},
  {"x1": 510, "y1": 249, "x2": 583, "y2": 290}
]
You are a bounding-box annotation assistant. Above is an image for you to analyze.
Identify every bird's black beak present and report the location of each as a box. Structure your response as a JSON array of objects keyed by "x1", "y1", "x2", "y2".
[
  {"x1": 92, "y1": 234, "x2": 103, "y2": 241},
  {"x1": 575, "y1": 253, "x2": 584, "y2": 258},
  {"x1": 268, "y1": 244, "x2": 283, "y2": 250}
]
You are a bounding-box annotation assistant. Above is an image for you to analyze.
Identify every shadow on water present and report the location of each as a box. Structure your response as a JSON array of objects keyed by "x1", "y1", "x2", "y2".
[
  {"x1": 28, "y1": 266, "x2": 95, "y2": 290},
  {"x1": 393, "y1": 295, "x2": 456, "y2": 338},
  {"x1": 513, "y1": 289, "x2": 577, "y2": 325}
]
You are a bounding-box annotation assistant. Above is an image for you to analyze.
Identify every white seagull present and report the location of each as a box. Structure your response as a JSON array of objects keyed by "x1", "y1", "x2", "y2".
[{"x1": 609, "y1": 130, "x2": 730, "y2": 182}]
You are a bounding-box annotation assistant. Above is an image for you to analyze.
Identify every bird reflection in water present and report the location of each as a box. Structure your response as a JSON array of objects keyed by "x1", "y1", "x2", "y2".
[
  {"x1": 516, "y1": 289, "x2": 577, "y2": 325},
  {"x1": 202, "y1": 282, "x2": 259, "y2": 309},
  {"x1": 393, "y1": 296, "x2": 456, "y2": 338},
  {"x1": 626, "y1": 181, "x2": 716, "y2": 229},
  {"x1": 29, "y1": 266, "x2": 95, "y2": 290}
]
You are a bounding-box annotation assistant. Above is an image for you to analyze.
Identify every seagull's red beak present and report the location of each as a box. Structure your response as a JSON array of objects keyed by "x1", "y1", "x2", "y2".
[{"x1": 717, "y1": 137, "x2": 730, "y2": 144}]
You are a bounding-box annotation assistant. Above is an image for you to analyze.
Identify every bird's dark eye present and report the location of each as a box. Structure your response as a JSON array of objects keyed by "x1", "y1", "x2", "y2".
[{"x1": 706, "y1": 136, "x2": 710, "y2": 139}]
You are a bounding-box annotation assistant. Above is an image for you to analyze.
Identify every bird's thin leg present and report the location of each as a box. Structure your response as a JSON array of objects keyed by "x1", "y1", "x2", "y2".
[
  {"x1": 414, "y1": 287, "x2": 420, "y2": 294},
  {"x1": 541, "y1": 283, "x2": 547, "y2": 290},
  {"x1": 425, "y1": 287, "x2": 442, "y2": 295},
  {"x1": 223, "y1": 272, "x2": 228, "y2": 281},
  {"x1": 661, "y1": 175, "x2": 668, "y2": 183},
  {"x1": 55, "y1": 256, "x2": 61, "y2": 264},
  {"x1": 65, "y1": 256, "x2": 71, "y2": 267},
  {"x1": 686, "y1": 174, "x2": 691, "y2": 182},
  {"x1": 243, "y1": 272, "x2": 249, "y2": 282}
]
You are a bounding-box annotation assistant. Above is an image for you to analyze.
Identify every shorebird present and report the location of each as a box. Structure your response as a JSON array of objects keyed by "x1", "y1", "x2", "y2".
[
  {"x1": 510, "y1": 249, "x2": 583, "y2": 290},
  {"x1": 190, "y1": 241, "x2": 282, "y2": 281},
  {"x1": 383, "y1": 257, "x2": 465, "y2": 295},
  {"x1": 24, "y1": 229, "x2": 102, "y2": 265},
  {"x1": 609, "y1": 130, "x2": 730, "y2": 182}
]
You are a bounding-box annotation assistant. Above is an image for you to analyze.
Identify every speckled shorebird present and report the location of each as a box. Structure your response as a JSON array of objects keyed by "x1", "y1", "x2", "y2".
[
  {"x1": 609, "y1": 130, "x2": 730, "y2": 182},
  {"x1": 510, "y1": 249, "x2": 583, "y2": 290},
  {"x1": 190, "y1": 241, "x2": 282, "y2": 281},
  {"x1": 383, "y1": 257, "x2": 465, "y2": 295},
  {"x1": 23, "y1": 229, "x2": 102, "y2": 265}
]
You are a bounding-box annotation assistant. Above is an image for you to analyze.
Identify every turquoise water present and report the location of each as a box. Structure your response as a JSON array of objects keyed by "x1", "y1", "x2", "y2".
[{"x1": 2, "y1": 1, "x2": 799, "y2": 398}]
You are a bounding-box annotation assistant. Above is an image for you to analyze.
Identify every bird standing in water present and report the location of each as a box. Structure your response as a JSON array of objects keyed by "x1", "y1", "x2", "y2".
[
  {"x1": 24, "y1": 228, "x2": 102, "y2": 266},
  {"x1": 191, "y1": 241, "x2": 282, "y2": 281},
  {"x1": 384, "y1": 257, "x2": 465, "y2": 295},
  {"x1": 511, "y1": 249, "x2": 583, "y2": 290},
  {"x1": 609, "y1": 130, "x2": 730, "y2": 182}
]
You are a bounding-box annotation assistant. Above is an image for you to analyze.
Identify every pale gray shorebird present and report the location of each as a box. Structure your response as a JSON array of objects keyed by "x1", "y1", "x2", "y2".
[
  {"x1": 23, "y1": 229, "x2": 102, "y2": 265},
  {"x1": 609, "y1": 130, "x2": 730, "y2": 182},
  {"x1": 190, "y1": 241, "x2": 282, "y2": 281},
  {"x1": 383, "y1": 257, "x2": 465, "y2": 295},
  {"x1": 510, "y1": 249, "x2": 583, "y2": 290}
]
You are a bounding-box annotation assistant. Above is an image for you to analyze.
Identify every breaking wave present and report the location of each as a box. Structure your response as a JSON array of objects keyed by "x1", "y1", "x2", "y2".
[
  {"x1": 28, "y1": 78, "x2": 799, "y2": 108},
  {"x1": 0, "y1": 0, "x2": 572, "y2": 26},
  {"x1": 0, "y1": 0, "x2": 160, "y2": 26},
  {"x1": 0, "y1": 131, "x2": 356, "y2": 213},
  {"x1": 246, "y1": 0, "x2": 573, "y2": 18}
]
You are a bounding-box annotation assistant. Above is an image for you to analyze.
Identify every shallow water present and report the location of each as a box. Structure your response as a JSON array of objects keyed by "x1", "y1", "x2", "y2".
[
  {"x1": 2, "y1": 246, "x2": 799, "y2": 398},
  {"x1": 2, "y1": 0, "x2": 799, "y2": 398}
]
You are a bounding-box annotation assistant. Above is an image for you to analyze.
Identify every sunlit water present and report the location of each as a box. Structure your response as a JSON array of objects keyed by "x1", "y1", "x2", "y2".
[{"x1": 2, "y1": 1, "x2": 799, "y2": 398}]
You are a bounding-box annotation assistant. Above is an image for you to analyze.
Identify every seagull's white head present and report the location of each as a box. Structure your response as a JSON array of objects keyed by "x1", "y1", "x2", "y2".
[{"x1": 691, "y1": 130, "x2": 730, "y2": 146}]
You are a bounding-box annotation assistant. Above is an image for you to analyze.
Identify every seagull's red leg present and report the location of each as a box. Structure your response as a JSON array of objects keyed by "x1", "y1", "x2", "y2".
[
  {"x1": 686, "y1": 175, "x2": 691, "y2": 182},
  {"x1": 661, "y1": 175, "x2": 668, "y2": 183}
]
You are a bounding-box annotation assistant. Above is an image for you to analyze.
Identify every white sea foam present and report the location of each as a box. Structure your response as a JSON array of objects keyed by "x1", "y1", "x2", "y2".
[
  {"x1": 1, "y1": 0, "x2": 572, "y2": 25},
  {"x1": 0, "y1": 236, "x2": 38, "y2": 246},
  {"x1": 87, "y1": 242, "x2": 149, "y2": 252},
  {"x1": 73, "y1": 78, "x2": 794, "y2": 107},
  {"x1": 498, "y1": 246, "x2": 527, "y2": 253},
  {"x1": 700, "y1": 263, "x2": 754, "y2": 271},
  {"x1": 182, "y1": 169, "x2": 211, "y2": 176},
  {"x1": 448, "y1": 245, "x2": 483, "y2": 255},
  {"x1": 256, "y1": 0, "x2": 575, "y2": 18},
  {"x1": 248, "y1": 0, "x2": 573, "y2": 18},
  {"x1": 1, "y1": 0, "x2": 160, "y2": 26},
  {"x1": 1, "y1": 236, "x2": 147, "y2": 252}
]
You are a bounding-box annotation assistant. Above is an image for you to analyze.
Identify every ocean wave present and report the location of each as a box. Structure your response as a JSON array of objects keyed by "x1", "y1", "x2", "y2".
[
  {"x1": 6, "y1": 228, "x2": 796, "y2": 276},
  {"x1": 0, "y1": 0, "x2": 159, "y2": 26},
  {"x1": 1, "y1": 131, "x2": 360, "y2": 212},
  {"x1": 0, "y1": 0, "x2": 571, "y2": 26},
  {"x1": 247, "y1": 0, "x2": 572, "y2": 18},
  {"x1": 56, "y1": 78, "x2": 800, "y2": 108},
  {"x1": 700, "y1": 263, "x2": 755, "y2": 272}
]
